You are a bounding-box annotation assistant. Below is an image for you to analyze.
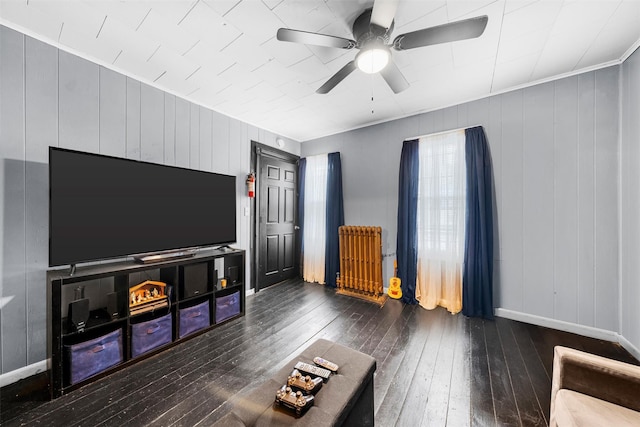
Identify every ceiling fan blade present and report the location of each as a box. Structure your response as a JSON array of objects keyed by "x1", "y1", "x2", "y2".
[
  {"x1": 316, "y1": 61, "x2": 357, "y2": 94},
  {"x1": 393, "y1": 15, "x2": 488, "y2": 51},
  {"x1": 370, "y1": 0, "x2": 399, "y2": 30},
  {"x1": 379, "y1": 60, "x2": 409, "y2": 94},
  {"x1": 277, "y1": 28, "x2": 356, "y2": 49}
]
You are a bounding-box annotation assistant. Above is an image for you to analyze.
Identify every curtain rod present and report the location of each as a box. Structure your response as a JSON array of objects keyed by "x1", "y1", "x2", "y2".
[{"x1": 403, "y1": 124, "x2": 483, "y2": 142}]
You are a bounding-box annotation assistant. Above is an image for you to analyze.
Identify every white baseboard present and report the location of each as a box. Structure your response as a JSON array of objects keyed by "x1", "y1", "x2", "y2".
[
  {"x1": 245, "y1": 288, "x2": 255, "y2": 297},
  {"x1": 495, "y1": 308, "x2": 640, "y2": 360},
  {"x1": 0, "y1": 360, "x2": 48, "y2": 388},
  {"x1": 494, "y1": 308, "x2": 619, "y2": 341},
  {"x1": 618, "y1": 334, "x2": 640, "y2": 361}
]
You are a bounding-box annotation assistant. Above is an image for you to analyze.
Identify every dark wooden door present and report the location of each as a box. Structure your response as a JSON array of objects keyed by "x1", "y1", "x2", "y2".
[{"x1": 257, "y1": 154, "x2": 298, "y2": 289}]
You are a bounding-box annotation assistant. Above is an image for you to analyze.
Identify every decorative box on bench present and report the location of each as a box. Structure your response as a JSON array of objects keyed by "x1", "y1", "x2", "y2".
[
  {"x1": 131, "y1": 312, "x2": 173, "y2": 358},
  {"x1": 129, "y1": 280, "x2": 169, "y2": 316},
  {"x1": 216, "y1": 291, "x2": 240, "y2": 323},
  {"x1": 179, "y1": 300, "x2": 210, "y2": 338},
  {"x1": 65, "y1": 329, "x2": 123, "y2": 385}
]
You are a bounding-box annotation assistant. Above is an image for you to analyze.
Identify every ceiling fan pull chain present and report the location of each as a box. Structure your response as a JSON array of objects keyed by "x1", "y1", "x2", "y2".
[{"x1": 371, "y1": 76, "x2": 375, "y2": 114}]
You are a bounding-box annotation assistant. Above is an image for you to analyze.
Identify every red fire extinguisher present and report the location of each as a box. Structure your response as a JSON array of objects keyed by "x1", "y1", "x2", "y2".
[{"x1": 246, "y1": 173, "x2": 255, "y2": 198}]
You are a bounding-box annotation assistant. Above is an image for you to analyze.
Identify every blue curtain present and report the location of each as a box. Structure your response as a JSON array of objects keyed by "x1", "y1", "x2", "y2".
[
  {"x1": 325, "y1": 152, "x2": 344, "y2": 288},
  {"x1": 396, "y1": 139, "x2": 419, "y2": 304},
  {"x1": 463, "y1": 126, "x2": 494, "y2": 319},
  {"x1": 298, "y1": 158, "x2": 307, "y2": 263}
]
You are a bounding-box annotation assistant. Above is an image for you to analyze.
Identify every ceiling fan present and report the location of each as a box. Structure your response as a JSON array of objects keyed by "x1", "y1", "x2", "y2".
[{"x1": 276, "y1": 0, "x2": 488, "y2": 94}]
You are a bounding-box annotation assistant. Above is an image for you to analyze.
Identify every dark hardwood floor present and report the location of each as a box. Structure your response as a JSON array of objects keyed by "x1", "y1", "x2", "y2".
[{"x1": 2, "y1": 279, "x2": 638, "y2": 426}]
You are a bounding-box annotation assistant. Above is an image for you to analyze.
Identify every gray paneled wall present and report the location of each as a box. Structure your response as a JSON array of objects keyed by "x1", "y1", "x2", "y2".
[
  {"x1": 0, "y1": 25, "x2": 299, "y2": 377},
  {"x1": 302, "y1": 66, "x2": 621, "y2": 335},
  {"x1": 621, "y1": 47, "x2": 640, "y2": 355},
  {"x1": 1, "y1": 25, "x2": 28, "y2": 375}
]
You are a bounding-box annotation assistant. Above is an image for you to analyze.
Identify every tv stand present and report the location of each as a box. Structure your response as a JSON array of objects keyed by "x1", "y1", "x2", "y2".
[
  {"x1": 69, "y1": 264, "x2": 77, "y2": 276},
  {"x1": 134, "y1": 249, "x2": 197, "y2": 264},
  {"x1": 48, "y1": 248, "x2": 245, "y2": 398}
]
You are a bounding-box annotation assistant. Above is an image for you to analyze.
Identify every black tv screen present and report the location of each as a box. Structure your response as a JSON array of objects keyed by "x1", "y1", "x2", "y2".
[{"x1": 49, "y1": 147, "x2": 237, "y2": 267}]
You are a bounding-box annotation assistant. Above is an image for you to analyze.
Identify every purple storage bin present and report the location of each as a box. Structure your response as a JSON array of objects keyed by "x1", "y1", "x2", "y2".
[
  {"x1": 179, "y1": 300, "x2": 210, "y2": 338},
  {"x1": 216, "y1": 291, "x2": 240, "y2": 323},
  {"x1": 65, "y1": 329, "x2": 123, "y2": 385},
  {"x1": 131, "y1": 312, "x2": 173, "y2": 358}
]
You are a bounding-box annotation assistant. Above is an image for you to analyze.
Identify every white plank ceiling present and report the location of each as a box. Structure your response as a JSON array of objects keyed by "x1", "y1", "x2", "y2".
[{"x1": 1, "y1": 0, "x2": 639, "y2": 142}]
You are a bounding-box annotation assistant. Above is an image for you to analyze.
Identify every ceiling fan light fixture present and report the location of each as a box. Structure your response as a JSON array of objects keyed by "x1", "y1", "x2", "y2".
[{"x1": 356, "y1": 46, "x2": 390, "y2": 74}]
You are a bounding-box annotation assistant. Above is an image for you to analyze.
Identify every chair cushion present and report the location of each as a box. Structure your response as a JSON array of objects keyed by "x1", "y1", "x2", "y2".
[{"x1": 555, "y1": 389, "x2": 640, "y2": 427}]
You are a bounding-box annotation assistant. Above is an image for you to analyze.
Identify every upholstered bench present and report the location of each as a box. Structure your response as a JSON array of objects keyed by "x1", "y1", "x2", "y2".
[{"x1": 213, "y1": 339, "x2": 376, "y2": 426}]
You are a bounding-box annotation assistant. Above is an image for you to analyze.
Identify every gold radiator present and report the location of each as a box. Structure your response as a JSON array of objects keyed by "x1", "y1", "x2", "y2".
[{"x1": 337, "y1": 226, "x2": 387, "y2": 306}]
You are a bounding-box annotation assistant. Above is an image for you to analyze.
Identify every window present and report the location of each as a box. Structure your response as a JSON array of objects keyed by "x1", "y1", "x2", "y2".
[{"x1": 417, "y1": 130, "x2": 466, "y2": 258}]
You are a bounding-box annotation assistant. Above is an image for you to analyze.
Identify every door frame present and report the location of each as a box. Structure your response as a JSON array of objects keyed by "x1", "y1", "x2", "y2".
[{"x1": 250, "y1": 141, "x2": 300, "y2": 292}]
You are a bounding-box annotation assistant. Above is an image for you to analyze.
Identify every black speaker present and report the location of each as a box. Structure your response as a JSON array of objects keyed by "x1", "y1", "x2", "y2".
[
  {"x1": 107, "y1": 292, "x2": 119, "y2": 320},
  {"x1": 180, "y1": 263, "x2": 209, "y2": 298},
  {"x1": 68, "y1": 299, "x2": 90, "y2": 332},
  {"x1": 227, "y1": 266, "x2": 239, "y2": 284}
]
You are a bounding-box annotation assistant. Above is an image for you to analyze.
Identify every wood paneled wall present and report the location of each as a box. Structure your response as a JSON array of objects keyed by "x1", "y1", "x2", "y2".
[
  {"x1": 302, "y1": 65, "x2": 623, "y2": 340},
  {"x1": 0, "y1": 25, "x2": 299, "y2": 375},
  {"x1": 621, "y1": 47, "x2": 640, "y2": 355}
]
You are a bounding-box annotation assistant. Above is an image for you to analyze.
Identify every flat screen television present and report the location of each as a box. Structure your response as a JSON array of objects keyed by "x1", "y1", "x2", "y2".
[{"x1": 49, "y1": 147, "x2": 237, "y2": 267}]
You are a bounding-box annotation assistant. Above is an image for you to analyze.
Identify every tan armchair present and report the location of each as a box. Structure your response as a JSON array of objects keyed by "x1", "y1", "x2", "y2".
[{"x1": 550, "y1": 346, "x2": 640, "y2": 426}]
